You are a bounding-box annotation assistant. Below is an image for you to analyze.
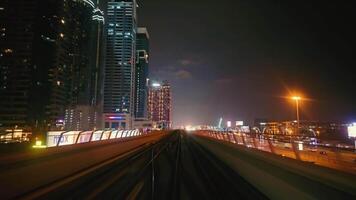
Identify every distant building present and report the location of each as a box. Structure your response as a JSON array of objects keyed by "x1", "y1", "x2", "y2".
[
  {"x1": 148, "y1": 81, "x2": 172, "y2": 129},
  {"x1": 252, "y1": 119, "x2": 348, "y2": 139},
  {"x1": 64, "y1": 105, "x2": 96, "y2": 131},
  {"x1": 133, "y1": 118, "x2": 152, "y2": 130},
  {"x1": 0, "y1": 0, "x2": 104, "y2": 132},
  {"x1": 103, "y1": 0, "x2": 137, "y2": 129},
  {"x1": 134, "y1": 27, "x2": 149, "y2": 118}
]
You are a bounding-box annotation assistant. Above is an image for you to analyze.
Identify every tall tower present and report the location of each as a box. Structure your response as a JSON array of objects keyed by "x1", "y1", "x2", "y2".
[
  {"x1": 0, "y1": 0, "x2": 37, "y2": 130},
  {"x1": 148, "y1": 81, "x2": 172, "y2": 129},
  {"x1": 0, "y1": 0, "x2": 105, "y2": 132},
  {"x1": 103, "y1": 0, "x2": 137, "y2": 129},
  {"x1": 134, "y1": 27, "x2": 149, "y2": 119},
  {"x1": 63, "y1": 0, "x2": 105, "y2": 131}
]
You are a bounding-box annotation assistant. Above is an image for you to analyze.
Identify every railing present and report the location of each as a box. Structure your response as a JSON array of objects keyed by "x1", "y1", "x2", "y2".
[
  {"x1": 195, "y1": 130, "x2": 356, "y2": 174},
  {"x1": 46, "y1": 129, "x2": 148, "y2": 148}
]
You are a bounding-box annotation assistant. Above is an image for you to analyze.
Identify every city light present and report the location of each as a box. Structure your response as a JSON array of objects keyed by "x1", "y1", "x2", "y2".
[
  {"x1": 82, "y1": 0, "x2": 95, "y2": 8},
  {"x1": 298, "y1": 142, "x2": 304, "y2": 151},
  {"x1": 152, "y1": 82, "x2": 161, "y2": 87},
  {"x1": 108, "y1": 116, "x2": 123, "y2": 120},
  {"x1": 227, "y1": 121, "x2": 231, "y2": 128},
  {"x1": 185, "y1": 125, "x2": 195, "y2": 131},
  {"x1": 32, "y1": 140, "x2": 47, "y2": 149},
  {"x1": 236, "y1": 121, "x2": 244, "y2": 126},
  {"x1": 290, "y1": 95, "x2": 302, "y2": 135},
  {"x1": 348, "y1": 123, "x2": 356, "y2": 138},
  {"x1": 292, "y1": 96, "x2": 301, "y2": 101},
  {"x1": 4, "y1": 48, "x2": 13, "y2": 53}
]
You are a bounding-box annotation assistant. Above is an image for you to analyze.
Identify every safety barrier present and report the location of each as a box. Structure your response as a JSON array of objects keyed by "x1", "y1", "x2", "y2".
[
  {"x1": 46, "y1": 129, "x2": 144, "y2": 147},
  {"x1": 195, "y1": 130, "x2": 356, "y2": 174}
]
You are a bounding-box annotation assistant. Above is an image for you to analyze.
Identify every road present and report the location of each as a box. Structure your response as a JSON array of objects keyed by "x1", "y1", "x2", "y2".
[{"x1": 0, "y1": 130, "x2": 355, "y2": 199}]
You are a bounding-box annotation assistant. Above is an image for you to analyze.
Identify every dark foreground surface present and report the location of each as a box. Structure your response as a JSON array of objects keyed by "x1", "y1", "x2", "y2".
[{"x1": 0, "y1": 130, "x2": 355, "y2": 199}]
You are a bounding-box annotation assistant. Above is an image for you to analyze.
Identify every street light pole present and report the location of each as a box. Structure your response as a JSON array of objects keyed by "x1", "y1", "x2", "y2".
[
  {"x1": 292, "y1": 96, "x2": 301, "y2": 135},
  {"x1": 296, "y1": 99, "x2": 300, "y2": 135}
]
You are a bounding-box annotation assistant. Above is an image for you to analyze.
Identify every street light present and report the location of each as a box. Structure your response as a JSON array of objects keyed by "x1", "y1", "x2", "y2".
[{"x1": 292, "y1": 96, "x2": 301, "y2": 135}]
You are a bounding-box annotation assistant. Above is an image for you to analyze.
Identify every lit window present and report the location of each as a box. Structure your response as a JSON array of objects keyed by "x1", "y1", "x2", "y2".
[{"x1": 4, "y1": 49, "x2": 13, "y2": 53}]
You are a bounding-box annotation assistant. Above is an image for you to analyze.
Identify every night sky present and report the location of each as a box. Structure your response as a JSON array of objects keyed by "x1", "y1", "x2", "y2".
[{"x1": 137, "y1": 0, "x2": 356, "y2": 126}]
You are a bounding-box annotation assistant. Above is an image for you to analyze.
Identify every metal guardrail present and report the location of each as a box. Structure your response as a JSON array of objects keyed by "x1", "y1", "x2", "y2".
[
  {"x1": 195, "y1": 130, "x2": 356, "y2": 174},
  {"x1": 43, "y1": 129, "x2": 148, "y2": 148}
]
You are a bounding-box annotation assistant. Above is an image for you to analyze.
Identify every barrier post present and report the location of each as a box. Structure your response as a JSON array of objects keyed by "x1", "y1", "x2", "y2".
[
  {"x1": 233, "y1": 134, "x2": 239, "y2": 144},
  {"x1": 267, "y1": 138, "x2": 276, "y2": 154},
  {"x1": 252, "y1": 137, "x2": 258, "y2": 149},
  {"x1": 241, "y1": 134, "x2": 246, "y2": 146},
  {"x1": 291, "y1": 141, "x2": 301, "y2": 160}
]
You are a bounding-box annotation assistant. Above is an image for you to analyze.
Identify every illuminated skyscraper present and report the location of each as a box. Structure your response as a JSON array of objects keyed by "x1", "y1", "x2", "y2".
[
  {"x1": 64, "y1": 1, "x2": 105, "y2": 131},
  {"x1": 0, "y1": 0, "x2": 104, "y2": 132},
  {"x1": 103, "y1": 0, "x2": 137, "y2": 129},
  {"x1": 148, "y1": 81, "x2": 172, "y2": 129},
  {"x1": 134, "y1": 27, "x2": 149, "y2": 118}
]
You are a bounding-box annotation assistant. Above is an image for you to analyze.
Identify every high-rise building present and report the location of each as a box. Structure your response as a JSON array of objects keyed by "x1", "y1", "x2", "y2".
[
  {"x1": 0, "y1": 0, "x2": 104, "y2": 132},
  {"x1": 148, "y1": 81, "x2": 172, "y2": 129},
  {"x1": 64, "y1": 1, "x2": 105, "y2": 131},
  {"x1": 134, "y1": 27, "x2": 149, "y2": 118},
  {"x1": 0, "y1": 0, "x2": 37, "y2": 130},
  {"x1": 103, "y1": 0, "x2": 137, "y2": 129}
]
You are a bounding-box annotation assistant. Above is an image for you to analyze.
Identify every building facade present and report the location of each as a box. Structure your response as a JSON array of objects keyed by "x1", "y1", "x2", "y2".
[
  {"x1": 0, "y1": 0, "x2": 37, "y2": 130},
  {"x1": 103, "y1": 0, "x2": 137, "y2": 129},
  {"x1": 134, "y1": 27, "x2": 149, "y2": 118},
  {"x1": 0, "y1": 0, "x2": 104, "y2": 133},
  {"x1": 148, "y1": 81, "x2": 172, "y2": 129}
]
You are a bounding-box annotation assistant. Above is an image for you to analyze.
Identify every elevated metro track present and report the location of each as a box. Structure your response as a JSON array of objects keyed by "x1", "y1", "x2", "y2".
[{"x1": 0, "y1": 130, "x2": 355, "y2": 199}]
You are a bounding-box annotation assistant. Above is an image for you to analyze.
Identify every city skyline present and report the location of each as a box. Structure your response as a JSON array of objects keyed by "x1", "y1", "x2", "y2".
[
  {"x1": 0, "y1": 1, "x2": 355, "y2": 199},
  {"x1": 138, "y1": 0, "x2": 356, "y2": 126},
  {"x1": 1, "y1": 0, "x2": 355, "y2": 129}
]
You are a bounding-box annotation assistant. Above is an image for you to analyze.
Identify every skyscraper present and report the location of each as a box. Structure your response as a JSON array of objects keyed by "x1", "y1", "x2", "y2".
[
  {"x1": 64, "y1": 1, "x2": 105, "y2": 131},
  {"x1": 0, "y1": 0, "x2": 104, "y2": 132},
  {"x1": 134, "y1": 27, "x2": 149, "y2": 118},
  {"x1": 0, "y1": 0, "x2": 37, "y2": 130},
  {"x1": 148, "y1": 81, "x2": 172, "y2": 129},
  {"x1": 103, "y1": 0, "x2": 137, "y2": 129}
]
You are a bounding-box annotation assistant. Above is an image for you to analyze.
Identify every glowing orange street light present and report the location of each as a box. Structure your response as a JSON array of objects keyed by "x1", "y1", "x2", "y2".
[
  {"x1": 291, "y1": 96, "x2": 301, "y2": 135},
  {"x1": 292, "y1": 96, "x2": 301, "y2": 101}
]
